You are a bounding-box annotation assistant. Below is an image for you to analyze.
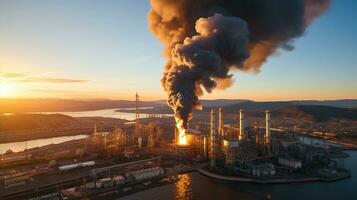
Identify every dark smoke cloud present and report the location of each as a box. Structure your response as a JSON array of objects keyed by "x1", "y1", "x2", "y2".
[{"x1": 148, "y1": 0, "x2": 330, "y2": 130}]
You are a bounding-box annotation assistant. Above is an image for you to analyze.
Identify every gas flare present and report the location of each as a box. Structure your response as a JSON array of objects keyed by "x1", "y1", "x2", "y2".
[
  {"x1": 177, "y1": 125, "x2": 188, "y2": 146},
  {"x1": 148, "y1": 0, "x2": 330, "y2": 132}
]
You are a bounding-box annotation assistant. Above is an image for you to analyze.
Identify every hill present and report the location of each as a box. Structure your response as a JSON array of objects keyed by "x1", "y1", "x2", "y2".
[
  {"x1": 0, "y1": 98, "x2": 160, "y2": 113},
  {"x1": 271, "y1": 105, "x2": 357, "y2": 122},
  {"x1": 0, "y1": 114, "x2": 79, "y2": 131}
]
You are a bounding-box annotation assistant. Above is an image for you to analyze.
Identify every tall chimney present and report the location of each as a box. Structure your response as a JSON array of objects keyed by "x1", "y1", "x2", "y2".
[
  {"x1": 239, "y1": 109, "x2": 245, "y2": 140},
  {"x1": 265, "y1": 110, "x2": 271, "y2": 143},
  {"x1": 218, "y1": 108, "x2": 224, "y2": 139},
  {"x1": 203, "y1": 136, "x2": 208, "y2": 160},
  {"x1": 210, "y1": 109, "x2": 216, "y2": 168}
]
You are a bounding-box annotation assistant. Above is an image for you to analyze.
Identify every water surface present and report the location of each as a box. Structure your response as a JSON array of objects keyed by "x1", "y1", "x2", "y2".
[
  {"x1": 0, "y1": 135, "x2": 88, "y2": 154},
  {"x1": 31, "y1": 108, "x2": 173, "y2": 121},
  {"x1": 122, "y1": 151, "x2": 357, "y2": 200}
]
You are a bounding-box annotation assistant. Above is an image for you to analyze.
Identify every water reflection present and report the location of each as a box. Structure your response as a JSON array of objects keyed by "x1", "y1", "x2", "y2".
[
  {"x1": 0, "y1": 135, "x2": 88, "y2": 154},
  {"x1": 176, "y1": 174, "x2": 193, "y2": 200}
]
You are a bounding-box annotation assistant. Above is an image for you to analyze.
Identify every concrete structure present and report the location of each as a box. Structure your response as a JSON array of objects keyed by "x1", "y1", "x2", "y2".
[
  {"x1": 265, "y1": 110, "x2": 271, "y2": 143},
  {"x1": 239, "y1": 109, "x2": 245, "y2": 140},
  {"x1": 210, "y1": 109, "x2": 217, "y2": 168}
]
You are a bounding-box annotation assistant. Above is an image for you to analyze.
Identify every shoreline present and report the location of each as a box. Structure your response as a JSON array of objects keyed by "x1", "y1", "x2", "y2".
[{"x1": 196, "y1": 168, "x2": 351, "y2": 184}]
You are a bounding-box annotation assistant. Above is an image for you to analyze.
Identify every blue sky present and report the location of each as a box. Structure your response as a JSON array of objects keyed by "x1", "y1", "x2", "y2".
[{"x1": 0, "y1": 0, "x2": 356, "y2": 101}]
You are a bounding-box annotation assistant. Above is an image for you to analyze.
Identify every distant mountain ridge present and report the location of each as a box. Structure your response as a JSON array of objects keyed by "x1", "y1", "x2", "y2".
[
  {"x1": 271, "y1": 105, "x2": 357, "y2": 122},
  {"x1": 0, "y1": 98, "x2": 160, "y2": 113},
  {"x1": 0, "y1": 98, "x2": 356, "y2": 113}
]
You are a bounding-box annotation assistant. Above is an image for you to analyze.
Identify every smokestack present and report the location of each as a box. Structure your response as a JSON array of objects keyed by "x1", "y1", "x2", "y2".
[
  {"x1": 265, "y1": 110, "x2": 271, "y2": 143},
  {"x1": 148, "y1": 0, "x2": 330, "y2": 131},
  {"x1": 239, "y1": 109, "x2": 245, "y2": 140},
  {"x1": 210, "y1": 109, "x2": 216, "y2": 168},
  {"x1": 218, "y1": 108, "x2": 224, "y2": 139},
  {"x1": 203, "y1": 136, "x2": 208, "y2": 160}
]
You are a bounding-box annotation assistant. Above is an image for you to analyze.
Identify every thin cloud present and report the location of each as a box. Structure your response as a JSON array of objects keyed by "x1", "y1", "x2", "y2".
[
  {"x1": 129, "y1": 55, "x2": 156, "y2": 64},
  {"x1": 0, "y1": 71, "x2": 88, "y2": 83},
  {"x1": 31, "y1": 89, "x2": 81, "y2": 93},
  {"x1": 20, "y1": 77, "x2": 87, "y2": 83}
]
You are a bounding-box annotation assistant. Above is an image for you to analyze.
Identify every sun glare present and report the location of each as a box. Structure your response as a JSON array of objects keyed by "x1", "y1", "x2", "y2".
[{"x1": 0, "y1": 82, "x2": 13, "y2": 97}]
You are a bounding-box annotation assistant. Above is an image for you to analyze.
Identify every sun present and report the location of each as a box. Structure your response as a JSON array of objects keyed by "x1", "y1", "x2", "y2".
[{"x1": 0, "y1": 82, "x2": 13, "y2": 97}]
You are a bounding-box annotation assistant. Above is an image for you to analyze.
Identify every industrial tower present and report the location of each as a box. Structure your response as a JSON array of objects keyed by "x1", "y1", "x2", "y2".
[
  {"x1": 239, "y1": 109, "x2": 245, "y2": 140},
  {"x1": 209, "y1": 109, "x2": 217, "y2": 168},
  {"x1": 135, "y1": 93, "x2": 142, "y2": 149},
  {"x1": 218, "y1": 108, "x2": 224, "y2": 140},
  {"x1": 265, "y1": 110, "x2": 271, "y2": 144}
]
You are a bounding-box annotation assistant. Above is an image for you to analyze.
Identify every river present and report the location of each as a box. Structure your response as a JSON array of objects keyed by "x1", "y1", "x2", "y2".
[
  {"x1": 0, "y1": 108, "x2": 173, "y2": 154},
  {"x1": 121, "y1": 151, "x2": 357, "y2": 200},
  {"x1": 31, "y1": 108, "x2": 173, "y2": 121},
  {"x1": 0, "y1": 135, "x2": 88, "y2": 154}
]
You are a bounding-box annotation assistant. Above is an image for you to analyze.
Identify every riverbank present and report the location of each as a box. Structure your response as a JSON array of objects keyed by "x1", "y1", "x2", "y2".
[{"x1": 196, "y1": 169, "x2": 351, "y2": 184}]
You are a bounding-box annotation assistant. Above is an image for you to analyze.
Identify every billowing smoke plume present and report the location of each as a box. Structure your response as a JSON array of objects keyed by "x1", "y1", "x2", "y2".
[{"x1": 148, "y1": 0, "x2": 330, "y2": 131}]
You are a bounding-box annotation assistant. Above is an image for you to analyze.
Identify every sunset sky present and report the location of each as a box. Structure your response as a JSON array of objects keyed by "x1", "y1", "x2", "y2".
[{"x1": 0, "y1": 0, "x2": 356, "y2": 101}]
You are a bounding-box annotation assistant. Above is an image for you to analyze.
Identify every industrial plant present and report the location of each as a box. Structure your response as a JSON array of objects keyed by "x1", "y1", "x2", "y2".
[{"x1": 0, "y1": 94, "x2": 351, "y2": 200}]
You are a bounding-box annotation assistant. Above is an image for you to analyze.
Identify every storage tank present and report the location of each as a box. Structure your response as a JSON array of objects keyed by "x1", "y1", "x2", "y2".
[{"x1": 58, "y1": 161, "x2": 95, "y2": 171}]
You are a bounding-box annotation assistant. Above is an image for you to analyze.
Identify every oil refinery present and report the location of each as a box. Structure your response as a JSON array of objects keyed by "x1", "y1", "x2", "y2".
[{"x1": 0, "y1": 94, "x2": 351, "y2": 200}]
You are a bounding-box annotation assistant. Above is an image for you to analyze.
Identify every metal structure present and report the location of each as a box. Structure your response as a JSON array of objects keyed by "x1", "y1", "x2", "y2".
[
  {"x1": 239, "y1": 109, "x2": 245, "y2": 140},
  {"x1": 265, "y1": 110, "x2": 271, "y2": 143},
  {"x1": 135, "y1": 93, "x2": 142, "y2": 149},
  {"x1": 209, "y1": 109, "x2": 216, "y2": 168},
  {"x1": 58, "y1": 161, "x2": 95, "y2": 171},
  {"x1": 203, "y1": 136, "x2": 208, "y2": 160},
  {"x1": 91, "y1": 156, "x2": 161, "y2": 179},
  {"x1": 218, "y1": 108, "x2": 224, "y2": 139}
]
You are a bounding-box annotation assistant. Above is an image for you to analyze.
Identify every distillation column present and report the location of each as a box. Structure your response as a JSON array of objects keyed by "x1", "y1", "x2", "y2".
[
  {"x1": 218, "y1": 108, "x2": 224, "y2": 140},
  {"x1": 210, "y1": 109, "x2": 216, "y2": 168},
  {"x1": 239, "y1": 109, "x2": 245, "y2": 140},
  {"x1": 265, "y1": 110, "x2": 271, "y2": 143}
]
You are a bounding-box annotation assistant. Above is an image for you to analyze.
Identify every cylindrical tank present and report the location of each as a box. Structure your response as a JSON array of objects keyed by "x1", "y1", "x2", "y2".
[{"x1": 58, "y1": 161, "x2": 95, "y2": 171}]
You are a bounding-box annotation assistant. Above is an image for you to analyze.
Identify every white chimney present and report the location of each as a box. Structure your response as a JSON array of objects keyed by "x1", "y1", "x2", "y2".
[{"x1": 239, "y1": 109, "x2": 245, "y2": 140}]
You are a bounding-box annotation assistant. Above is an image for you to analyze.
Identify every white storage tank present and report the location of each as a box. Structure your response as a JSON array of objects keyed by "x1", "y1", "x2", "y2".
[{"x1": 58, "y1": 161, "x2": 95, "y2": 171}]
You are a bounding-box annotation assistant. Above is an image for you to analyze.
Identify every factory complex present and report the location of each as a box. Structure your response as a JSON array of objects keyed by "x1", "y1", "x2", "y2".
[{"x1": 0, "y1": 94, "x2": 351, "y2": 200}]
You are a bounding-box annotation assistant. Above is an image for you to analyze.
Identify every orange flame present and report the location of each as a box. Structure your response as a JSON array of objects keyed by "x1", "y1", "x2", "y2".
[{"x1": 176, "y1": 118, "x2": 188, "y2": 146}]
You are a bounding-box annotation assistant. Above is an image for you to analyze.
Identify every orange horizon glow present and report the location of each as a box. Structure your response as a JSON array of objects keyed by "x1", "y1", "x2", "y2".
[{"x1": 0, "y1": 81, "x2": 14, "y2": 97}]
